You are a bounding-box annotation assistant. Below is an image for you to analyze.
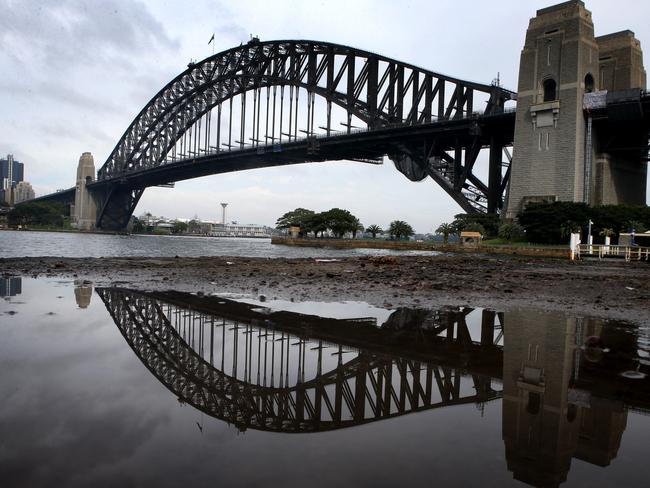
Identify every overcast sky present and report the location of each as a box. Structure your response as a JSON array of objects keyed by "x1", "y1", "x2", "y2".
[{"x1": 1, "y1": 0, "x2": 648, "y2": 232}]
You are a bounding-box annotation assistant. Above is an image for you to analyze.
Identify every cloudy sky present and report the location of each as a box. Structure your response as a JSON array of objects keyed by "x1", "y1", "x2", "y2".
[{"x1": 1, "y1": 0, "x2": 648, "y2": 232}]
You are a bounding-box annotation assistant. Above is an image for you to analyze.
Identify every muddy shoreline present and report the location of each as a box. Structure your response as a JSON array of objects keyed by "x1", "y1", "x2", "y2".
[{"x1": 2, "y1": 254, "x2": 649, "y2": 324}]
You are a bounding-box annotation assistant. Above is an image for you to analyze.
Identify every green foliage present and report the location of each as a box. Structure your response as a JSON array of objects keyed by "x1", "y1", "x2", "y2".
[
  {"x1": 322, "y1": 208, "x2": 359, "y2": 238},
  {"x1": 498, "y1": 223, "x2": 525, "y2": 241},
  {"x1": 275, "y1": 208, "x2": 315, "y2": 235},
  {"x1": 518, "y1": 202, "x2": 650, "y2": 244},
  {"x1": 435, "y1": 222, "x2": 456, "y2": 244},
  {"x1": 8, "y1": 201, "x2": 65, "y2": 228},
  {"x1": 389, "y1": 220, "x2": 415, "y2": 240},
  {"x1": 275, "y1": 207, "x2": 361, "y2": 238},
  {"x1": 172, "y1": 221, "x2": 188, "y2": 234},
  {"x1": 453, "y1": 213, "x2": 500, "y2": 238},
  {"x1": 366, "y1": 224, "x2": 383, "y2": 238},
  {"x1": 303, "y1": 212, "x2": 328, "y2": 237},
  {"x1": 461, "y1": 222, "x2": 486, "y2": 235},
  {"x1": 626, "y1": 220, "x2": 647, "y2": 233},
  {"x1": 130, "y1": 216, "x2": 145, "y2": 233},
  {"x1": 518, "y1": 202, "x2": 590, "y2": 244}
]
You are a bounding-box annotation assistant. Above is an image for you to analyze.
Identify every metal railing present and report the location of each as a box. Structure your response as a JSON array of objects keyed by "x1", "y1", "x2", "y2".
[{"x1": 576, "y1": 243, "x2": 650, "y2": 262}]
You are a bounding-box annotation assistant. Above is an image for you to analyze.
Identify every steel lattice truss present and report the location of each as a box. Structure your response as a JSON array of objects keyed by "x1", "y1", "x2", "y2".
[
  {"x1": 90, "y1": 40, "x2": 515, "y2": 229},
  {"x1": 97, "y1": 288, "x2": 502, "y2": 433}
]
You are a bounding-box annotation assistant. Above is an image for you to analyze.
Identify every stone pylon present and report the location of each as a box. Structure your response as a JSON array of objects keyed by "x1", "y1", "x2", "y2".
[{"x1": 72, "y1": 152, "x2": 97, "y2": 231}]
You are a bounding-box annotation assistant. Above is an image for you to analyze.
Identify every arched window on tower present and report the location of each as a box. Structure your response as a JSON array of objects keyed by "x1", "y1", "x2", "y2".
[
  {"x1": 584, "y1": 73, "x2": 595, "y2": 93},
  {"x1": 543, "y1": 78, "x2": 557, "y2": 102}
]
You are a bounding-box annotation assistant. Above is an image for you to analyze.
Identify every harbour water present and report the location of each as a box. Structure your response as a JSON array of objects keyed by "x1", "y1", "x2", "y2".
[
  {"x1": 0, "y1": 230, "x2": 440, "y2": 259},
  {"x1": 1, "y1": 276, "x2": 649, "y2": 487}
]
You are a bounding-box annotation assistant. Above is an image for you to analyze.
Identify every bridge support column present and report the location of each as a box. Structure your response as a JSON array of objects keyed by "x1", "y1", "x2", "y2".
[{"x1": 72, "y1": 152, "x2": 98, "y2": 231}]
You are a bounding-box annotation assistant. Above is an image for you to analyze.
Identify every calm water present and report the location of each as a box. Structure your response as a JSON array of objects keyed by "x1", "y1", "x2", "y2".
[
  {"x1": 1, "y1": 276, "x2": 649, "y2": 487},
  {"x1": 0, "y1": 230, "x2": 440, "y2": 258}
]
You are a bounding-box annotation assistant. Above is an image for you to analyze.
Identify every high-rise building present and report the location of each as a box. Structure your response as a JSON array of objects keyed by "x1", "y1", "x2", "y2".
[
  {"x1": 14, "y1": 181, "x2": 35, "y2": 203},
  {"x1": 0, "y1": 154, "x2": 24, "y2": 190},
  {"x1": 1, "y1": 154, "x2": 24, "y2": 204}
]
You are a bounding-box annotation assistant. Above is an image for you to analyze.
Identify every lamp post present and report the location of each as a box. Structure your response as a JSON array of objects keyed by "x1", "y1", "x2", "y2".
[{"x1": 587, "y1": 219, "x2": 593, "y2": 253}]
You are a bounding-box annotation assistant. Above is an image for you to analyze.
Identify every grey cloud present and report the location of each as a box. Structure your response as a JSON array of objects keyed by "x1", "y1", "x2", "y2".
[{"x1": 0, "y1": 0, "x2": 179, "y2": 71}]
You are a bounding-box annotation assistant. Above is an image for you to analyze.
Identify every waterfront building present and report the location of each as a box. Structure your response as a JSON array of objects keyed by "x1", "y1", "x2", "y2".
[{"x1": 209, "y1": 222, "x2": 272, "y2": 238}]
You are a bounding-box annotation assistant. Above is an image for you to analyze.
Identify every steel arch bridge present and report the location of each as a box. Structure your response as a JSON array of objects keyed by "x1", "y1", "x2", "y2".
[
  {"x1": 86, "y1": 39, "x2": 515, "y2": 229},
  {"x1": 97, "y1": 287, "x2": 504, "y2": 433}
]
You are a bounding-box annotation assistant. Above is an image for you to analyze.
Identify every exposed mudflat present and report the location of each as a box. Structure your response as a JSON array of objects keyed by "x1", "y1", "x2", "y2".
[{"x1": 2, "y1": 254, "x2": 649, "y2": 324}]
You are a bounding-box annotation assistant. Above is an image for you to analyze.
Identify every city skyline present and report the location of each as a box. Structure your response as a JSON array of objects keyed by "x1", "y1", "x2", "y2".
[{"x1": 2, "y1": 0, "x2": 649, "y2": 232}]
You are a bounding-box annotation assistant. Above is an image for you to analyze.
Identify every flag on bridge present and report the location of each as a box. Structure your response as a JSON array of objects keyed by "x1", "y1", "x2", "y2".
[{"x1": 208, "y1": 33, "x2": 215, "y2": 45}]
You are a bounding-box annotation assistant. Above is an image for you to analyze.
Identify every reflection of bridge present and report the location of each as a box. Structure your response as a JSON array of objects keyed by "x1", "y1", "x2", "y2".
[
  {"x1": 97, "y1": 288, "x2": 503, "y2": 433},
  {"x1": 96, "y1": 286, "x2": 650, "y2": 486}
]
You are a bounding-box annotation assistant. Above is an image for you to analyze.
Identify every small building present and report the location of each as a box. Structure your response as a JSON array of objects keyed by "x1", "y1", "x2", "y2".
[
  {"x1": 460, "y1": 231, "x2": 482, "y2": 248},
  {"x1": 619, "y1": 232, "x2": 650, "y2": 247}
]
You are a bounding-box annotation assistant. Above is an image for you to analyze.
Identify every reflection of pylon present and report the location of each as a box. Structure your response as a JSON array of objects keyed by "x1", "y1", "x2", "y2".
[{"x1": 220, "y1": 203, "x2": 228, "y2": 224}]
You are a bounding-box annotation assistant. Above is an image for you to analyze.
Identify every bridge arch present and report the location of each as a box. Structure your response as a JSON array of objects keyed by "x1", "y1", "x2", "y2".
[
  {"x1": 99, "y1": 39, "x2": 511, "y2": 181},
  {"x1": 91, "y1": 40, "x2": 515, "y2": 229}
]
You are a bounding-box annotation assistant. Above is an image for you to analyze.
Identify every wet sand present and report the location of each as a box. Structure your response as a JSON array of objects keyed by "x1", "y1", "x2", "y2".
[{"x1": 2, "y1": 254, "x2": 649, "y2": 324}]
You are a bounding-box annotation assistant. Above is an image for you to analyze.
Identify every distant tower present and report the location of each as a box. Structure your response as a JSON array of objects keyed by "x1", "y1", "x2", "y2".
[
  {"x1": 72, "y1": 152, "x2": 97, "y2": 231},
  {"x1": 220, "y1": 202, "x2": 228, "y2": 224}
]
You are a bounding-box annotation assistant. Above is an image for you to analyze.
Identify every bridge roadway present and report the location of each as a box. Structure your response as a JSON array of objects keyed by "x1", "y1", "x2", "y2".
[{"x1": 97, "y1": 287, "x2": 650, "y2": 434}]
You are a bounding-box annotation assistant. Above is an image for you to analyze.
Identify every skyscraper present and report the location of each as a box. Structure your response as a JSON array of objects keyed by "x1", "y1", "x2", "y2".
[{"x1": 1, "y1": 154, "x2": 24, "y2": 204}]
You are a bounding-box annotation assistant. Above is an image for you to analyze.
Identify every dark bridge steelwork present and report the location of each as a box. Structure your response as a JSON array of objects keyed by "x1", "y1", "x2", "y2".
[
  {"x1": 90, "y1": 39, "x2": 515, "y2": 229},
  {"x1": 96, "y1": 288, "x2": 503, "y2": 433}
]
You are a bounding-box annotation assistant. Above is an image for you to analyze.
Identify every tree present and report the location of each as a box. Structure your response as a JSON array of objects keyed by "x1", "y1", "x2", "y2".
[
  {"x1": 453, "y1": 213, "x2": 500, "y2": 238},
  {"x1": 130, "y1": 216, "x2": 145, "y2": 233},
  {"x1": 599, "y1": 228, "x2": 615, "y2": 238},
  {"x1": 172, "y1": 221, "x2": 188, "y2": 234},
  {"x1": 627, "y1": 220, "x2": 647, "y2": 233},
  {"x1": 366, "y1": 224, "x2": 383, "y2": 239},
  {"x1": 323, "y1": 208, "x2": 358, "y2": 238},
  {"x1": 498, "y1": 223, "x2": 525, "y2": 241},
  {"x1": 304, "y1": 212, "x2": 328, "y2": 238},
  {"x1": 8, "y1": 201, "x2": 65, "y2": 228},
  {"x1": 559, "y1": 220, "x2": 581, "y2": 239},
  {"x1": 518, "y1": 202, "x2": 590, "y2": 244},
  {"x1": 462, "y1": 222, "x2": 486, "y2": 235},
  {"x1": 389, "y1": 220, "x2": 415, "y2": 240},
  {"x1": 351, "y1": 217, "x2": 364, "y2": 239},
  {"x1": 435, "y1": 222, "x2": 456, "y2": 244},
  {"x1": 275, "y1": 208, "x2": 315, "y2": 236}
]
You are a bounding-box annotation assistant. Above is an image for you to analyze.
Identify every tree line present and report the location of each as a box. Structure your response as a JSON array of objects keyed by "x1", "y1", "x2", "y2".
[
  {"x1": 434, "y1": 203, "x2": 650, "y2": 245},
  {"x1": 276, "y1": 208, "x2": 415, "y2": 240}
]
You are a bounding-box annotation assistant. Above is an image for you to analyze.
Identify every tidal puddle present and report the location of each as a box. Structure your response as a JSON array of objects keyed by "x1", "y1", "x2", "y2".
[{"x1": 1, "y1": 277, "x2": 650, "y2": 487}]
